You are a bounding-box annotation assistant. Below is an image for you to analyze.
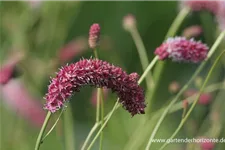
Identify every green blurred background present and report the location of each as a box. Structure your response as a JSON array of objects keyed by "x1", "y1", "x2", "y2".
[{"x1": 0, "y1": 1, "x2": 225, "y2": 150}]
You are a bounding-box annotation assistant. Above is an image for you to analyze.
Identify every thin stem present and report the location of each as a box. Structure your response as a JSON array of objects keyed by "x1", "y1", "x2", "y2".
[
  {"x1": 159, "y1": 50, "x2": 225, "y2": 150},
  {"x1": 99, "y1": 90, "x2": 104, "y2": 150},
  {"x1": 146, "y1": 7, "x2": 190, "y2": 114},
  {"x1": 86, "y1": 100, "x2": 119, "y2": 150},
  {"x1": 138, "y1": 56, "x2": 158, "y2": 84},
  {"x1": 129, "y1": 26, "x2": 154, "y2": 89},
  {"x1": 81, "y1": 123, "x2": 99, "y2": 150},
  {"x1": 93, "y1": 47, "x2": 104, "y2": 149},
  {"x1": 165, "y1": 7, "x2": 190, "y2": 39},
  {"x1": 42, "y1": 109, "x2": 64, "y2": 141},
  {"x1": 81, "y1": 53, "x2": 158, "y2": 150},
  {"x1": 63, "y1": 106, "x2": 75, "y2": 150},
  {"x1": 96, "y1": 88, "x2": 101, "y2": 122},
  {"x1": 144, "y1": 31, "x2": 225, "y2": 150},
  {"x1": 170, "y1": 82, "x2": 224, "y2": 113},
  {"x1": 35, "y1": 111, "x2": 52, "y2": 150},
  {"x1": 123, "y1": 81, "x2": 224, "y2": 150}
]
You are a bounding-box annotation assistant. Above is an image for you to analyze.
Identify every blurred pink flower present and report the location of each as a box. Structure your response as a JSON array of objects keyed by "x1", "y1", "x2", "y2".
[
  {"x1": 168, "y1": 81, "x2": 180, "y2": 93},
  {"x1": 184, "y1": 89, "x2": 212, "y2": 105},
  {"x1": 89, "y1": 23, "x2": 101, "y2": 49},
  {"x1": 154, "y1": 37, "x2": 208, "y2": 63},
  {"x1": 182, "y1": 25, "x2": 202, "y2": 38},
  {"x1": 216, "y1": 2, "x2": 225, "y2": 31},
  {"x1": 1, "y1": 79, "x2": 45, "y2": 127},
  {"x1": 198, "y1": 137, "x2": 215, "y2": 150},
  {"x1": 90, "y1": 88, "x2": 109, "y2": 106},
  {"x1": 58, "y1": 37, "x2": 88, "y2": 64},
  {"x1": 182, "y1": 0, "x2": 220, "y2": 15},
  {"x1": 0, "y1": 52, "x2": 23, "y2": 85}
]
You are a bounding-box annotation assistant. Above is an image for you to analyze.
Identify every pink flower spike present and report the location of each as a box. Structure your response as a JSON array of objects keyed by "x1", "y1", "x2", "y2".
[
  {"x1": 44, "y1": 58, "x2": 146, "y2": 116},
  {"x1": 89, "y1": 23, "x2": 101, "y2": 49},
  {"x1": 1, "y1": 79, "x2": 45, "y2": 127},
  {"x1": 154, "y1": 37, "x2": 209, "y2": 63}
]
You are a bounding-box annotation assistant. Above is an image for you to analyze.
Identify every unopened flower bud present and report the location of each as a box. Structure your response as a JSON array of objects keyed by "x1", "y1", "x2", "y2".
[{"x1": 88, "y1": 23, "x2": 101, "y2": 49}]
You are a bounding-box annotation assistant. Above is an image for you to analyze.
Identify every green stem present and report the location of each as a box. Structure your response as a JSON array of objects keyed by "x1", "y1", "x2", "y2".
[
  {"x1": 63, "y1": 106, "x2": 75, "y2": 150},
  {"x1": 129, "y1": 26, "x2": 154, "y2": 89},
  {"x1": 35, "y1": 111, "x2": 52, "y2": 150},
  {"x1": 42, "y1": 109, "x2": 64, "y2": 141},
  {"x1": 138, "y1": 56, "x2": 158, "y2": 84},
  {"x1": 144, "y1": 31, "x2": 225, "y2": 150},
  {"x1": 86, "y1": 100, "x2": 119, "y2": 150},
  {"x1": 159, "y1": 50, "x2": 225, "y2": 150},
  {"x1": 81, "y1": 123, "x2": 99, "y2": 150},
  {"x1": 99, "y1": 91, "x2": 104, "y2": 150},
  {"x1": 147, "y1": 7, "x2": 190, "y2": 114},
  {"x1": 165, "y1": 7, "x2": 190, "y2": 39}
]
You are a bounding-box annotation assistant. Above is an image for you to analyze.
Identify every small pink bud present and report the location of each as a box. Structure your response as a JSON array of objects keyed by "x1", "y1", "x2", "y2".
[
  {"x1": 154, "y1": 37, "x2": 208, "y2": 63},
  {"x1": 184, "y1": 89, "x2": 212, "y2": 105},
  {"x1": 88, "y1": 23, "x2": 101, "y2": 49},
  {"x1": 182, "y1": 25, "x2": 202, "y2": 38},
  {"x1": 168, "y1": 81, "x2": 180, "y2": 93},
  {"x1": 198, "y1": 93, "x2": 212, "y2": 105},
  {"x1": 182, "y1": 99, "x2": 189, "y2": 109},
  {"x1": 198, "y1": 137, "x2": 215, "y2": 150},
  {"x1": 123, "y1": 14, "x2": 136, "y2": 31}
]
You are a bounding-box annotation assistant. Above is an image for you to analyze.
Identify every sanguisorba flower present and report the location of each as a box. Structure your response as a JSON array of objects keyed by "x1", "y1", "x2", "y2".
[
  {"x1": 44, "y1": 59, "x2": 145, "y2": 116},
  {"x1": 154, "y1": 37, "x2": 208, "y2": 63},
  {"x1": 88, "y1": 23, "x2": 101, "y2": 49}
]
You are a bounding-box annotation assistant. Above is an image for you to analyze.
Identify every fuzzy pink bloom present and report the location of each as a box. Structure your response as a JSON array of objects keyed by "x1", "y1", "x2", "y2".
[
  {"x1": 123, "y1": 14, "x2": 136, "y2": 31},
  {"x1": 44, "y1": 59, "x2": 145, "y2": 116},
  {"x1": 89, "y1": 24, "x2": 101, "y2": 49},
  {"x1": 168, "y1": 81, "x2": 180, "y2": 93},
  {"x1": 184, "y1": 89, "x2": 212, "y2": 105},
  {"x1": 182, "y1": 0, "x2": 220, "y2": 15},
  {"x1": 154, "y1": 37, "x2": 208, "y2": 63},
  {"x1": 0, "y1": 53, "x2": 23, "y2": 85},
  {"x1": 198, "y1": 137, "x2": 215, "y2": 150},
  {"x1": 59, "y1": 37, "x2": 88, "y2": 64},
  {"x1": 182, "y1": 25, "x2": 202, "y2": 38},
  {"x1": 90, "y1": 88, "x2": 109, "y2": 106},
  {"x1": 1, "y1": 79, "x2": 45, "y2": 127}
]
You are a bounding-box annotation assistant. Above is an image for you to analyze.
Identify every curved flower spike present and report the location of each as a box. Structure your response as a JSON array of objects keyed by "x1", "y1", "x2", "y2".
[
  {"x1": 154, "y1": 37, "x2": 209, "y2": 63},
  {"x1": 44, "y1": 59, "x2": 145, "y2": 116}
]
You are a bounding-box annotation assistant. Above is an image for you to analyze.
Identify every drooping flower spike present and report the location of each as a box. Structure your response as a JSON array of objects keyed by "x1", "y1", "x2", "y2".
[
  {"x1": 154, "y1": 37, "x2": 209, "y2": 63},
  {"x1": 44, "y1": 59, "x2": 145, "y2": 116}
]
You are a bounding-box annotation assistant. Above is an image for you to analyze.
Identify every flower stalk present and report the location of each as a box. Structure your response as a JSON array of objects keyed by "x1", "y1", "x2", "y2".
[{"x1": 144, "y1": 30, "x2": 225, "y2": 150}]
